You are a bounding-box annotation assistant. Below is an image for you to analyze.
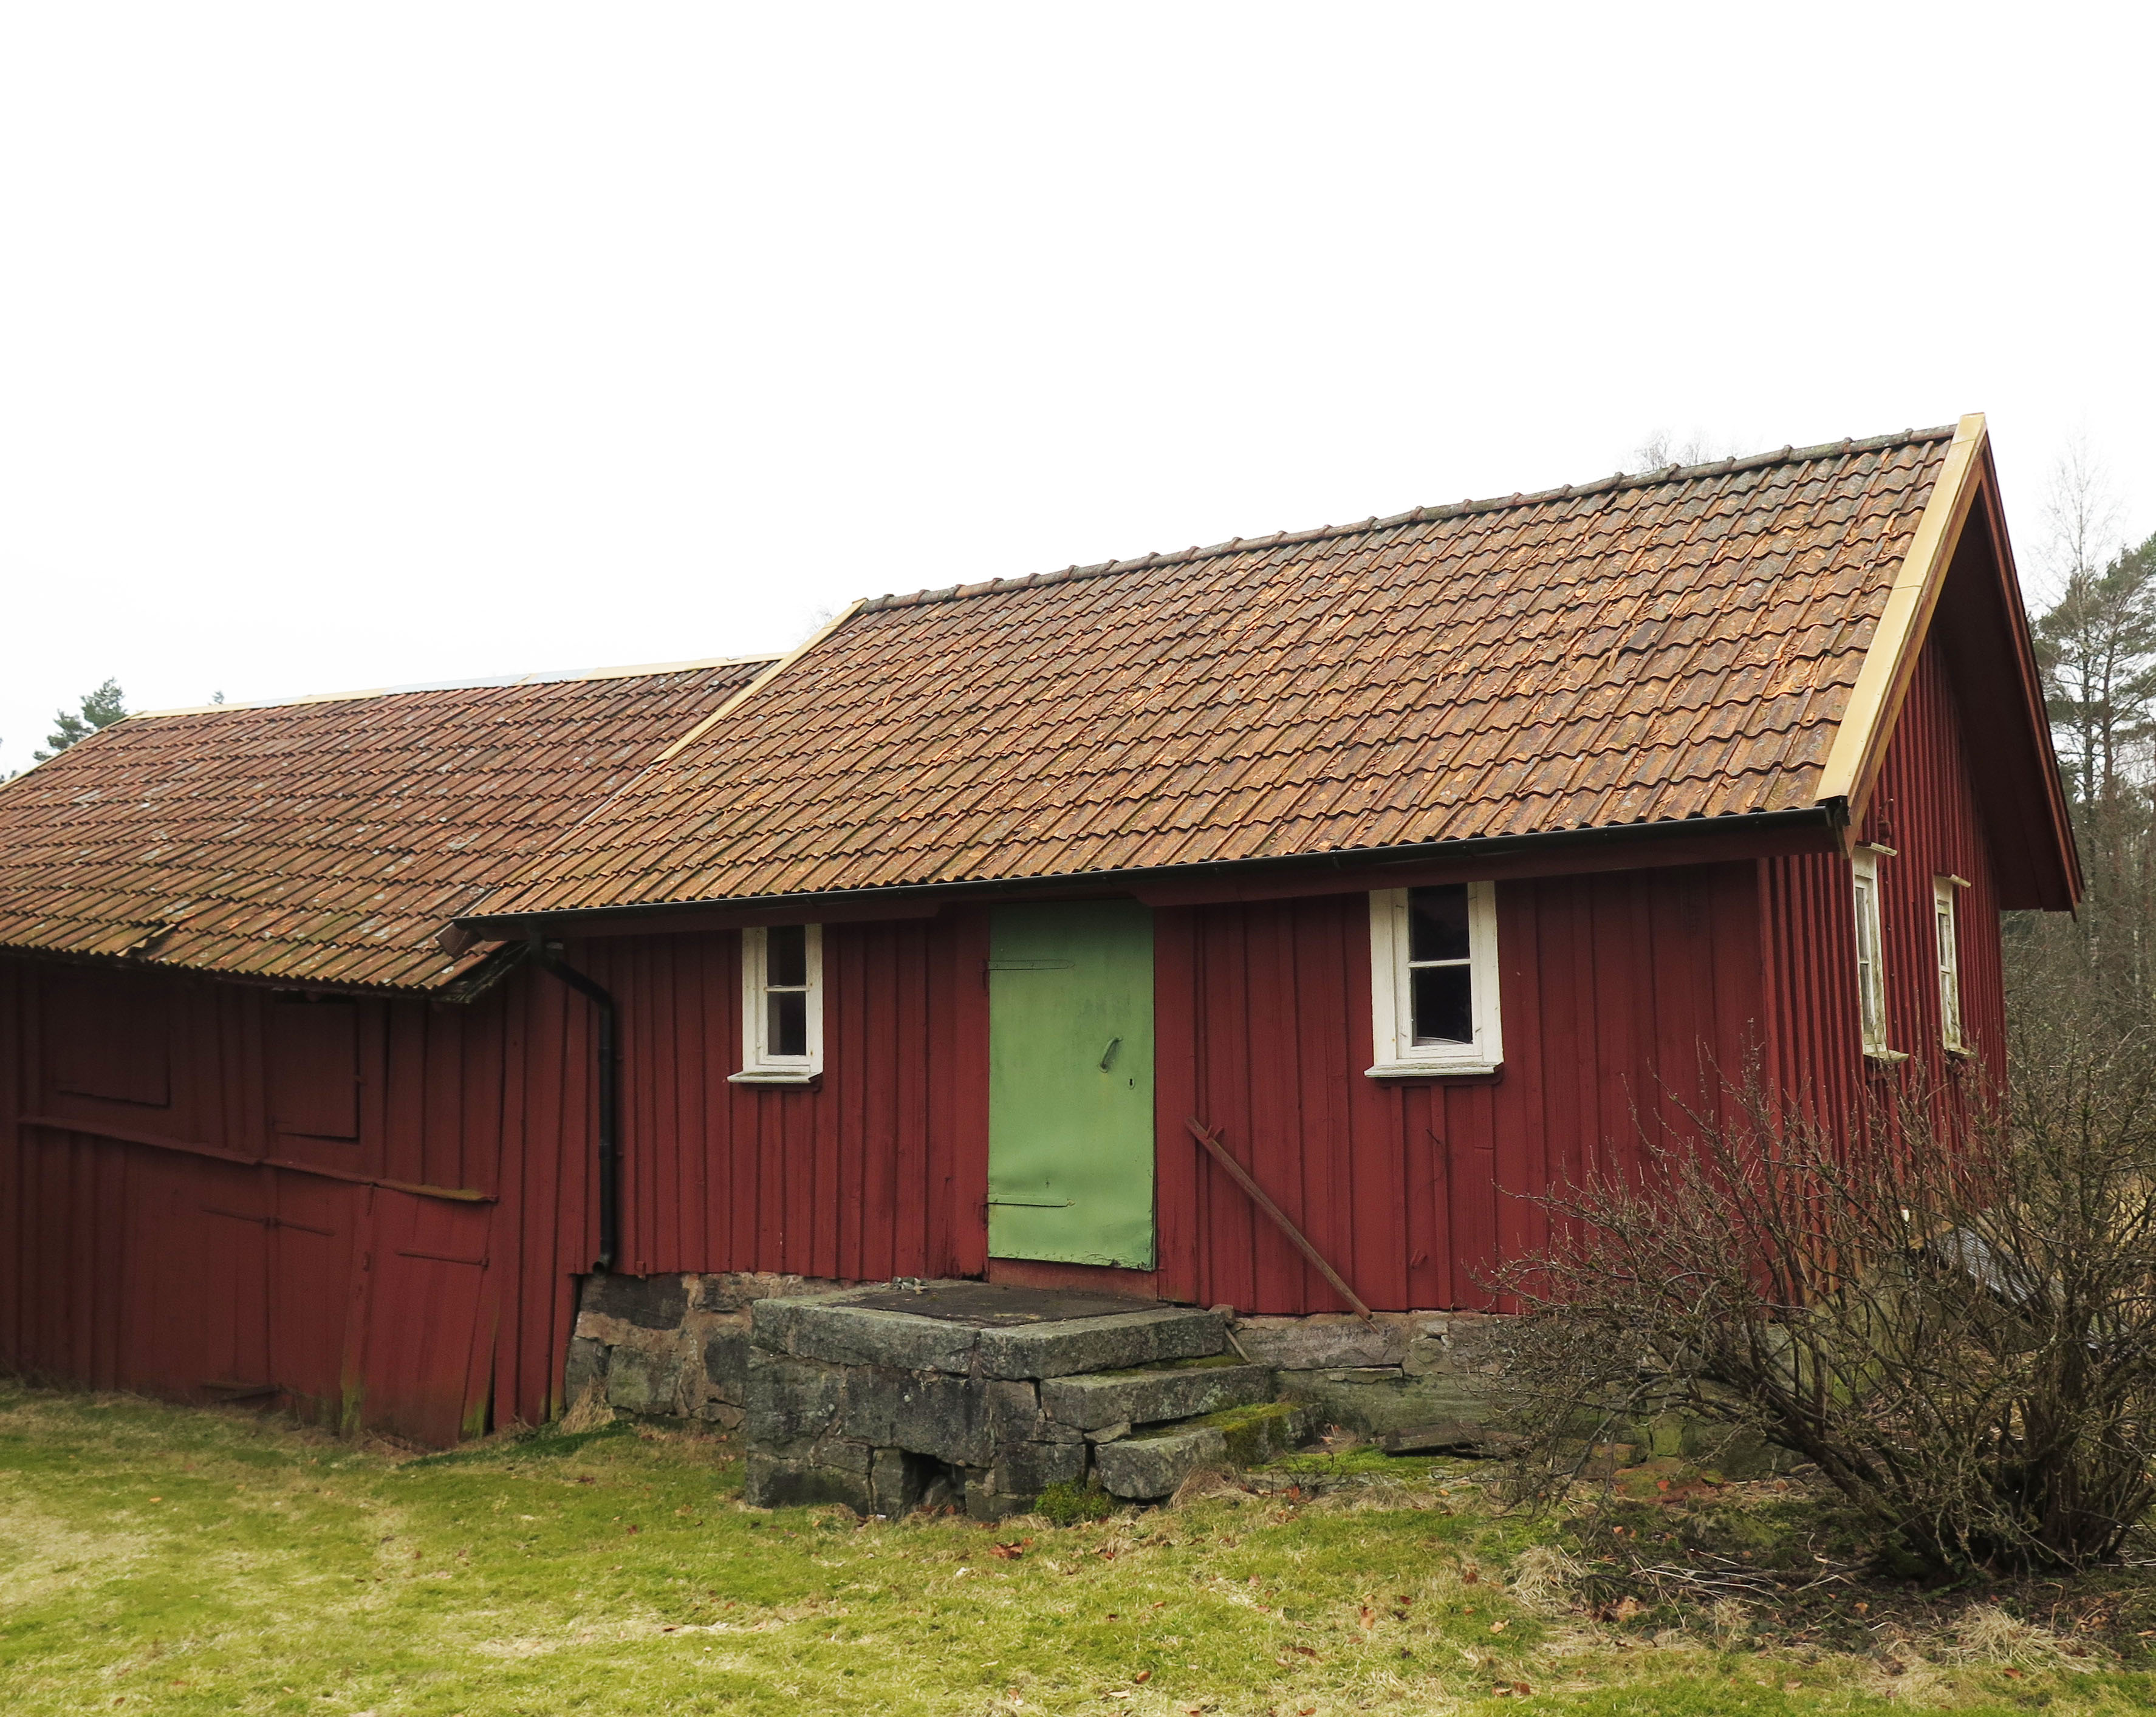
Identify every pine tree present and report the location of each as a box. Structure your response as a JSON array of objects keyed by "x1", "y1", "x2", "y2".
[
  {"x1": 33, "y1": 678, "x2": 129, "y2": 762},
  {"x1": 2033, "y1": 533, "x2": 2156, "y2": 809}
]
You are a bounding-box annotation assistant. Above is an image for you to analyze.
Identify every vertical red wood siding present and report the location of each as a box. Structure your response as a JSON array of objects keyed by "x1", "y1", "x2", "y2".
[
  {"x1": 1759, "y1": 634, "x2": 2007, "y2": 1132},
  {"x1": 1154, "y1": 863, "x2": 1764, "y2": 1315},
  {"x1": 577, "y1": 916, "x2": 985, "y2": 1286},
  {"x1": 1867, "y1": 639, "x2": 2008, "y2": 1074},
  {"x1": 0, "y1": 955, "x2": 589, "y2": 1445}
]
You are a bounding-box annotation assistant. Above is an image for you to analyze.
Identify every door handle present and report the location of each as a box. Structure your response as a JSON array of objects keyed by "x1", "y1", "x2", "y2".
[{"x1": 1099, "y1": 1037, "x2": 1121, "y2": 1071}]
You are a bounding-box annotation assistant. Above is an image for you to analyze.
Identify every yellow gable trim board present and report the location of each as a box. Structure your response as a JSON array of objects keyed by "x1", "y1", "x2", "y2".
[
  {"x1": 1813, "y1": 412, "x2": 1988, "y2": 841},
  {"x1": 654, "y1": 599, "x2": 866, "y2": 765}
]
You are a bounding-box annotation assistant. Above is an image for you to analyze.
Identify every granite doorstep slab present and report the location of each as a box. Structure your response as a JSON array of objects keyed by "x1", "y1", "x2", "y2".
[
  {"x1": 751, "y1": 1295, "x2": 985, "y2": 1373},
  {"x1": 1039, "y1": 1360, "x2": 1273, "y2": 1430},
  {"x1": 973, "y1": 1306, "x2": 1228, "y2": 1380},
  {"x1": 1094, "y1": 1425, "x2": 1228, "y2": 1499}
]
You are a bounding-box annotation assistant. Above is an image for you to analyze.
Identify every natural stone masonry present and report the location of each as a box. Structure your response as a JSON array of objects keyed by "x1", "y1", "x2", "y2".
[
  {"x1": 742, "y1": 1282, "x2": 1238, "y2": 1518},
  {"x1": 1238, "y1": 1309, "x2": 1503, "y2": 1446},
  {"x1": 563, "y1": 1271, "x2": 857, "y2": 1429},
  {"x1": 753, "y1": 1288, "x2": 1228, "y2": 1378},
  {"x1": 1093, "y1": 1401, "x2": 1327, "y2": 1498},
  {"x1": 565, "y1": 1274, "x2": 1506, "y2": 1505},
  {"x1": 1038, "y1": 1358, "x2": 1271, "y2": 1431}
]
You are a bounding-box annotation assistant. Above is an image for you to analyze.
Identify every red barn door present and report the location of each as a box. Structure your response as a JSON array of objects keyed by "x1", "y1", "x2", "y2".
[{"x1": 347, "y1": 1189, "x2": 498, "y2": 1446}]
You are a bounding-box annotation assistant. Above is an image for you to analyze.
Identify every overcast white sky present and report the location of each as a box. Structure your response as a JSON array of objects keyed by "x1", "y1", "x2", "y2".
[{"x1": 2, "y1": 3, "x2": 2152, "y2": 773}]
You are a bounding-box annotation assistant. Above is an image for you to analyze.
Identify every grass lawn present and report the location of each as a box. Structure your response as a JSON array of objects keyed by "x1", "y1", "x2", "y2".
[{"x1": 2, "y1": 1382, "x2": 2154, "y2": 1715}]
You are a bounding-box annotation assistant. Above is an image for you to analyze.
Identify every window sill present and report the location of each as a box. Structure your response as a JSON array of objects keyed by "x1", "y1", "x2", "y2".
[
  {"x1": 727, "y1": 1069, "x2": 821, "y2": 1086},
  {"x1": 1863, "y1": 1048, "x2": 1911, "y2": 1066},
  {"x1": 1365, "y1": 1060, "x2": 1502, "y2": 1080}
]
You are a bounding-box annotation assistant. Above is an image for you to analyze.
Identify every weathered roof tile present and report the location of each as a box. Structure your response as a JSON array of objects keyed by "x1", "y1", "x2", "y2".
[
  {"x1": 0, "y1": 658, "x2": 772, "y2": 989},
  {"x1": 473, "y1": 430, "x2": 1953, "y2": 916}
]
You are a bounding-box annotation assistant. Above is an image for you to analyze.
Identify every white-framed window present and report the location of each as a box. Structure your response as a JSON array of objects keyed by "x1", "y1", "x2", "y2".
[
  {"x1": 1366, "y1": 882, "x2": 1502, "y2": 1078},
  {"x1": 1852, "y1": 850, "x2": 1895, "y2": 1059},
  {"x1": 730, "y1": 923, "x2": 823, "y2": 1084},
  {"x1": 1934, "y1": 875, "x2": 1968, "y2": 1053}
]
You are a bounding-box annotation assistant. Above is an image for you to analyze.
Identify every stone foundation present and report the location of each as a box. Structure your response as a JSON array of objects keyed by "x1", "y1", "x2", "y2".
[
  {"x1": 562, "y1": 1271, "x2": 858, "y2": 1428},
  {"x1": 563, "y1": 1274, "x2": 1506, "y2": 1491},
  {"x1": 1235, "y1": 1309, "x2": 1504, "y2": 1449}
]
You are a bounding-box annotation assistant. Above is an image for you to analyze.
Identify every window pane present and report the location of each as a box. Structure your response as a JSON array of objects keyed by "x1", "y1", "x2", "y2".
[
  {"x1": 768, "y1": 990, "x2": 808, "y2": 1058},
  {"x1": 1408, "y1": 885, "x2": 1471, "y2": 963},
  {"x1": 1937, "y1": 899, "x2": 1961, "y2": 1045},
  {"x1": 1411, "y1": 964, "x2": 1474, "y2": 1045},
  {"x1": 1853, "y1": 875, "x2": 1884, "y2": 1046},
  {"x1": 765, "y1": 924, "x2": 808, "y2": 988}
]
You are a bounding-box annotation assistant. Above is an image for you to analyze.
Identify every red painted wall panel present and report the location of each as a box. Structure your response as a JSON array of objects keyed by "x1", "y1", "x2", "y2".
[
  {"x1": 1759, "y1": 635, "x2": 2007, "y2": 1133},
  {"x1": 0, "y1": 959, "x2": 550, "y2": 1444},
  {"x1": 578, "y1": 920, "x2": 978, "y2": 1286},
  {"x1": 1156, "y1": 862, "x2": 1765, "y2": 1314}
]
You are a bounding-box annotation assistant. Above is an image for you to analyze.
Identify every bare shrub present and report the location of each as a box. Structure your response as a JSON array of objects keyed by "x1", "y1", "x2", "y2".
[{"x1": 1491, "y1": 1035, "x2": 2156, "y2": 1572}]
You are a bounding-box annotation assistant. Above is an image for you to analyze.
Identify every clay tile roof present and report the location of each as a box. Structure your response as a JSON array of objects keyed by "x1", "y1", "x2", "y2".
[
  {"x1": 474, "y1": 428, "x2": 1956, "y2": 919},
  {"x1": 0, "y1": 657, "x2": 774, "y2": 991}
]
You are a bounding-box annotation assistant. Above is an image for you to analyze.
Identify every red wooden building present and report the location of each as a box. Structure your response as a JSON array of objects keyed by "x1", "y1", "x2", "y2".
[{"x1": 0, "y1": 417, "x2": 2078, "y2": 1443}]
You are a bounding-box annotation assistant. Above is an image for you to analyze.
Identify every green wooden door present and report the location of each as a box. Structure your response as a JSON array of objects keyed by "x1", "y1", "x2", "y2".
[{"x1": 987, "y1": 901, "x2": 1156, "y2": 1268}]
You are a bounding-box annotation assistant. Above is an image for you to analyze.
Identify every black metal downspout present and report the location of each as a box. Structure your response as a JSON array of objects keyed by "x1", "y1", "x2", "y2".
[{"x1": 529, "y1": 937, "x2": 620, "y2": 1273}]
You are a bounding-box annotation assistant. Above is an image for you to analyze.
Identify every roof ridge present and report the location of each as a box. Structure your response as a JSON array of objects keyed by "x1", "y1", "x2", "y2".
[
  {"x1": 132, "y1": 652, "x2": 786, "y2": 720},
  {"x1": 856, "y1": 425, "x2": 1956, "y2": 616}
]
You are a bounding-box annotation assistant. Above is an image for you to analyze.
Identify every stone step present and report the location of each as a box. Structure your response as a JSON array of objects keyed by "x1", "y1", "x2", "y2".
[
  {"x1": 1093, "y1": 1399, "x2": 1326, "y2": 1499},
  {"x1": 1041, "y1": 1358, "x2": 1273, "y2": 1432},
  {"x1": 974, "y1": 1306, "x2": 1228, "y2": 1380},
  {"x1": 753, "y1": 1290, "x2": 1227, "y2": 1381}
]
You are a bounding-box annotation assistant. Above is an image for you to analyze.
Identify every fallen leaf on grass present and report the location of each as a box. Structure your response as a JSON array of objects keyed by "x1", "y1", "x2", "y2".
[
  {"x1": 1358, "y1": 1605, "x2": 1376, "y2": 1630},
  {"x1": 2003, "y1": 1669, "x2": 2025, "y2": 1680},
  {"x1": 988, "y1": 1541, "x2": 1028, "y2": 1560},
  {"x1": 1488, "y1": 1620, "x2": 1507, "y2": 1633},
  {"x1": 1134, "y1": 1670, "x2": 1152, "y2": 1683}
]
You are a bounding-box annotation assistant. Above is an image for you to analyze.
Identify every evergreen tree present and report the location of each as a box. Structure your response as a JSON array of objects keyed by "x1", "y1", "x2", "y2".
[
  {"x1": 2033, "y1": 533, "x2": 2156, "y2": 808},
  {"x1": 2016, "y1": 531, "x2": 2156, "y2": 1021},
  {"x1": 33, "y1": 678, "x2": 128, "y2": 762}
]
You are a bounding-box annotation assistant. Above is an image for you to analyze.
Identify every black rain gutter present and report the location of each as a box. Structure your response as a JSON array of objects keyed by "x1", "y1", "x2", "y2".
[
  {"x1": 527, "y1": 935, "x2": 620, "y2": 1274},
  {"x1": 457, "y1": 804, "x2": 1847, "y2": 940}
]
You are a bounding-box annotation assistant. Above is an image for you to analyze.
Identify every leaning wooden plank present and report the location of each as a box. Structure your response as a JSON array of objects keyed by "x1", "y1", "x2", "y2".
[{"x1": 1184, "y1": 1117, "x2": 1373, "y2": 1322}]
